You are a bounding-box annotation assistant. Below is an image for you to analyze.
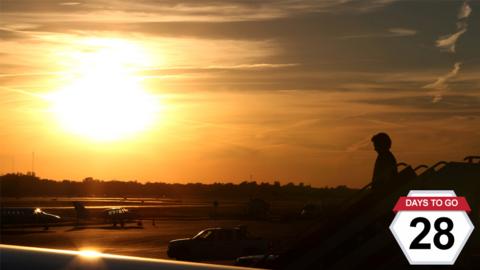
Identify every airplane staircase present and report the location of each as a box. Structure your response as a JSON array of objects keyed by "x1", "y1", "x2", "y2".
[{"x1": 269, "y1": 156, "x2": 480, "y2": 270}]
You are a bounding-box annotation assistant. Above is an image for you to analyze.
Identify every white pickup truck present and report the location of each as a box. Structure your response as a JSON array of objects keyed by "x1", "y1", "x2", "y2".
[{"x1": 167, "y1": 227, "x2": 269, "y2": 261}]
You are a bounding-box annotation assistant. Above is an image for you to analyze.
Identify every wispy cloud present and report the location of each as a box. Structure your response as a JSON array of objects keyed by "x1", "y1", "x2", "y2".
[
  {"x1": 423, "y1": 62, "x2": 461, "y2": 102},
  {"x1": 1, "y1": 0, "x2": 398, "y2": 23},
  {"x1": 435, "y1": 1, "x2": 471, "y2": 53},
  {"x1": 428, "y1": 1, "x2": 472, "y2": 102},
  {"x1": 436, "y1": 28, "x2": 467, "y2": 53},
  {"x1": 205, "y1": 63, "x2": 299, "y2": 70},
  {"x1": 345, "y1": 136, "x2": 372, "y2": 152},
  {"x1": 59, "y1": 2, "x2": 81, "y2": 6},
  {"x1": 0, "y1": 28, "x2": 28, "y2": 40},
  {"x1": 458, "y1": 1, "x2": 472, "y2": 19},
  {"x1": 388, "y1": 28, "x2": 417, "y2": 37},
  {"x1": 339, "y1": 27, "x2": 416, "y2": 40}
]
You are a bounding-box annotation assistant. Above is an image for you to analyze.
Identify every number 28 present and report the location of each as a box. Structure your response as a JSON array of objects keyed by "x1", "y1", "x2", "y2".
[{"x1": 410, "y1": 217, "x2": 454, "y2": 250}]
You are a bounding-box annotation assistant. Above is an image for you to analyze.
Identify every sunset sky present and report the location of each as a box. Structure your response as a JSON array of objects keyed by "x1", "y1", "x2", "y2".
[{"x1": 1, "y1": 0, "x2": 479, "y2": 187}]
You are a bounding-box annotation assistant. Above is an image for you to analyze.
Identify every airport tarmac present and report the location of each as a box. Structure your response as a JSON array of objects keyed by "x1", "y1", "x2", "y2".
[{"x1": 0, "y1": 219, "x2": 311, "y2": 265}]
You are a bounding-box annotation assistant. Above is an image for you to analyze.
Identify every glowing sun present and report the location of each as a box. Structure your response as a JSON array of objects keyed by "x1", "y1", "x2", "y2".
[
  {"x1": 48, "y1": 38, "x2": 159, "y2": 141},
  {"x1": 78, "y1": 249, "x2": 102, "y2": 259}
]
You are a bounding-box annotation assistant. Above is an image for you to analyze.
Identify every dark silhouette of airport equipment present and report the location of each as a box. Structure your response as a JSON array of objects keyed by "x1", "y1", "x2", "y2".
[
  {"x1": 210, "y1": 200, "x2": 219, "y2": 219},
  {"x1": 247, "y1": 198, "x2": 270, "y2": 219},
  {"x1": 241, "y1": 156, "x2": 480, "y2": 269},
  {"x1": 0, "y1": 207, "x2": 60, "y2": 230},
  {"x1": 300, "y1": 202, "x2": 323, "y2": 219},
  {"x1": 167, "y1": 226, "x2": 269, "y2": 261},
  {"x1": 73, "y1": 202, "x2": 142, "y2": 228}
]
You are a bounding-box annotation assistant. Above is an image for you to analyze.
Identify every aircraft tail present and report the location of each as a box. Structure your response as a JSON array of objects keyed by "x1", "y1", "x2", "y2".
[{"x1": 72, "y1": 201, "x2": 88, "y2": 220}]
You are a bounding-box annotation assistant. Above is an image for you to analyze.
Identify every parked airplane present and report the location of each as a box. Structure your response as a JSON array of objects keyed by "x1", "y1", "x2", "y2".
[
  {"x1": 73, "y1": 202, "x2": 142, "y2": 227},
  {"x1": 0, "y1": 207, "x2": 61, "y2": 230}
]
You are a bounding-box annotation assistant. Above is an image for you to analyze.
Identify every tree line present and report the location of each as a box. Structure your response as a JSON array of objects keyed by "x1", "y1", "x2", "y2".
[{"x1": 0, "y1": 173, "x2": 356, "y2": 200}]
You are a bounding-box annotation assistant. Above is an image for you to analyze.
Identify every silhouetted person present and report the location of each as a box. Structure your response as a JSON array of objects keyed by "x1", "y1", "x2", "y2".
[{"x1": 371, "y1": 132, "x2": 398, "y2": 191}]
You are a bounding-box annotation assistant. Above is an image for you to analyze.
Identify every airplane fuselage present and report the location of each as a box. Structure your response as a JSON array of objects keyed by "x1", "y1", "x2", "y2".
[{"x1": 0, "y1": 208, "x2": 61, "y2": 229}]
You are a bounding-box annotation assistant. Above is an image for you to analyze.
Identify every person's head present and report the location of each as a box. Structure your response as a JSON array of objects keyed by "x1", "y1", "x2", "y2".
[{"x1": 371, "y1": 132, "x2": 392, "y2": 152}]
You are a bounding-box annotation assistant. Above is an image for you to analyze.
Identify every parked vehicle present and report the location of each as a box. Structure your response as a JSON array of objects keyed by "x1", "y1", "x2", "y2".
[{"x1": 167, "y1": 226, "x2": 269, "y2": 261}]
